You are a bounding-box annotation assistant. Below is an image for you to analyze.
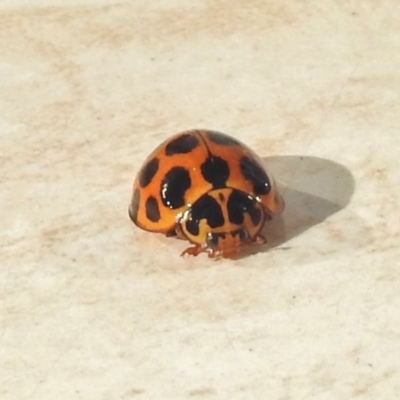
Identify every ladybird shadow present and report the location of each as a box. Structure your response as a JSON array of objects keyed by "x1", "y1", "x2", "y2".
[{"x1": 245, "y1": 155, "x2": 355, "y2": 257}]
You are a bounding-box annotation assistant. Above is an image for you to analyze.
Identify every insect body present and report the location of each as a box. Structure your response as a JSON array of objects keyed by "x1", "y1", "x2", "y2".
[{"x1": 129, "y1": 130, "x2": 284, "y2": 258}]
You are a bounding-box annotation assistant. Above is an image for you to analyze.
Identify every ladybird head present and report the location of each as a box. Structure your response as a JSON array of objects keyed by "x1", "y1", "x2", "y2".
[{"x1": 179, "y1": 188, "x2": 266, "y2": 258}]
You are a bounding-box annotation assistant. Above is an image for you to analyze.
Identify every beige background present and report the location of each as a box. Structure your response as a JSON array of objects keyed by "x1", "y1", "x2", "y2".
[{"x1": 1, "y1": 1, "x2": 400, "y2": 399}]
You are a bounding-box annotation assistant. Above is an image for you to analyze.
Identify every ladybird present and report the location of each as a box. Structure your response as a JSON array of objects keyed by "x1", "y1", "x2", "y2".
[{"x1": 129, "y1": 130, "x2": 284, "y2": 258}]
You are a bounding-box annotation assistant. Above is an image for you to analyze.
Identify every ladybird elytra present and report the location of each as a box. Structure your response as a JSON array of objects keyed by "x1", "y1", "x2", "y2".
[{"x1": 129, "y1": 129, "x2": 284, "y2": 258}]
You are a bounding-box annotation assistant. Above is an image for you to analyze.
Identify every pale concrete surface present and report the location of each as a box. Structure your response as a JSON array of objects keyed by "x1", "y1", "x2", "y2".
[{"x1": 1, "y1": 1, "x2": 400, "y2": 399}]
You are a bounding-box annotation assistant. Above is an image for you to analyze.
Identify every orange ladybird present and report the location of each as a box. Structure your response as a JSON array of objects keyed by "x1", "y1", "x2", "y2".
[{"x1": 129, "y1": 130, "x2": 284, "y2": 258}]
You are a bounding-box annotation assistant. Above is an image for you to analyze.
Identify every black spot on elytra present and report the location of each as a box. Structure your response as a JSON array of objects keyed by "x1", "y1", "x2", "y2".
[
  {"x1": 206, "y1": 131, "x2": 241, "y2": 146},
  {"x1": 200, "y1": 156, "x2": 229, "y2": 188},
  {"x1": 129, "y1": 189, "x2": 140, "y2": 223},
  {"x1": 139, "y1": 158, "x2": 159, "y2": 188},
  {"x1": 227, "y1": 190, "x2": 263, "y2": 226},
  {"x1": 185, "y1": 194, "x2": 225, "y2": 236},
  {"x1": 239, "y1": 156, "x2": 271, "y2": 195},
  {"x1": 145, "y1": 196, "x2": 160, "y2": 222},
  {"x1": 165, "y1": 134, "x2": 199, "y2": 156},
  {"x1": 160, "y1": 167, "x2": 191, "y2": 209}
]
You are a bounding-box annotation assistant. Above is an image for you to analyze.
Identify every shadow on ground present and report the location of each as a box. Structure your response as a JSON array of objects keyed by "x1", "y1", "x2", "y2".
[{"x1": 245, "y1": 155, "x2": 356, "y2": 257}]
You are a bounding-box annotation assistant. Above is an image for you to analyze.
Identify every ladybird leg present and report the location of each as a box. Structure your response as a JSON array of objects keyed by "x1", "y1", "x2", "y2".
[
  {"x1": 166, "y1": 225, "x2": 187, "y2": 240},
  {"x1": 165, "y1": 229, "x2": 177, "y2": 237},
  {"x1": 255, "y1": 234, "x2": 267, "y2": 245},
  {"x1": 207, "y1": 248, "x2": 219, "y2": 259},
  {"x1": 173, "y1": 225, "x2": 189, "y2": 240},
  {"x1": 180, "y1": 245, "x2": 206, "y2": 257}
]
